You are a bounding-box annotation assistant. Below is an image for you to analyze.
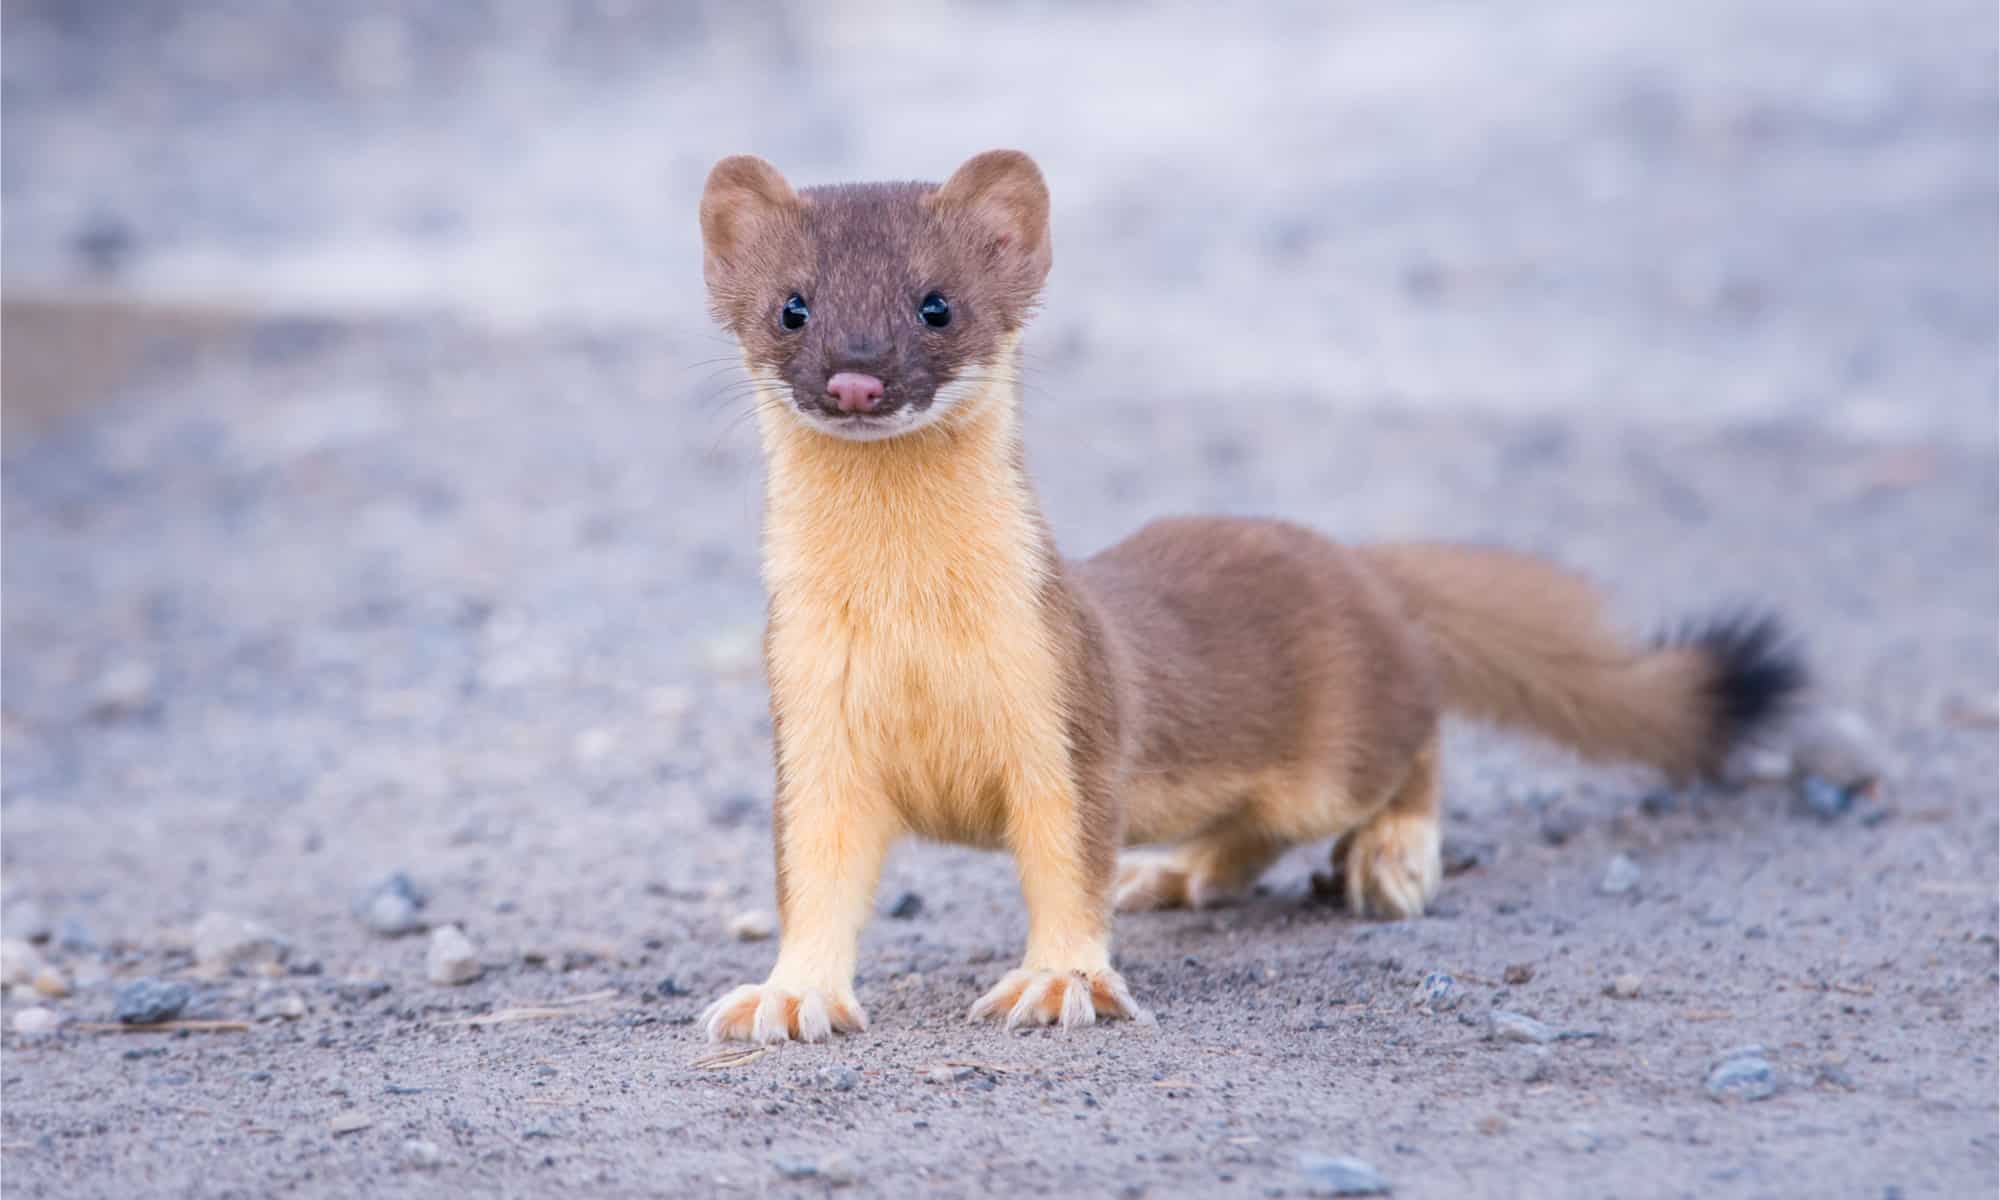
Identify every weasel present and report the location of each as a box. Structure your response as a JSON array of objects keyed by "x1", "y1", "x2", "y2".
[{"x1": 695, "y1": 149, "x2": 1805, "y2": 1043}]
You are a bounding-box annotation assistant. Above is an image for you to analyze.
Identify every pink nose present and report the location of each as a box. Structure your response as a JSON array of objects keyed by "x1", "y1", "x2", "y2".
[{"x1": 825, "y1": 372, "x2": 885, "y2": 414}]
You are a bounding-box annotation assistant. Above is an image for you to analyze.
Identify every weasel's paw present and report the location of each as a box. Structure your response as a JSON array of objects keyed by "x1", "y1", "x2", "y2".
[
  {"x1": 1339, "y1": 812, "x2": 1442, "y2": 920},
  {"x1": 966, "y1": 967, "x2": 1153, "y2": 1030},
  {"x1": 701, "y1": 982, "x2": 867, "y2": 1044},
  {"x1": 1114, "y1": 859, "x2": 1194, "y2": 912}
]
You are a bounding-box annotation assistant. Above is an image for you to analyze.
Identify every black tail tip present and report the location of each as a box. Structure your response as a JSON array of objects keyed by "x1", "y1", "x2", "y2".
[{"x1": 1659, "y1": 609, "x2": 1809, "y2": 755}]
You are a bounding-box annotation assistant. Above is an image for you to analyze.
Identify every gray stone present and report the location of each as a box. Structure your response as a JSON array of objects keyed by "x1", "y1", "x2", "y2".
[
  {"x1": 1487, "y1": 1010, "x2": 1559, "y2": 1044},
  {"x1": 1, "y1": 938, "x2": 46, "y2": 986},
  {"x1": 425, "y1": 925, "x2": 482, "y2": 985},
  {"x1": 1706, "y1": 1051, "x2": 1778, "y2": 1101},
  {"x1": 817, "y1": 1065, "x2": 860, "y2": 1091},
  {"x1": 923, "y1": 1065, "x2": 974, "y2": 1084},
  {"x1": 400, "y1": 1138, "x2": 444, "y2": 1169},
  {"x1": 1410, "y1": 971, "x2": 1464, "y2": 1013},
  {"x1": 1604, "y1": 973, "x2": 1643, "y2": 998},
  {"x1": 1599, "y1": 854, "x2": 1642, "y2": 896},
  {"x1": 1440, "y1": 836, "x2": 1490, "y2": 876},
  {"x1": 13, "y1": 1006, "x2": 61, "y2": 1035},
  {"x1": 354, "y1": 873, "x2": 428, "y2": 936},
  {"x1": 91, "y1": 661, "x2": 158, "y2": 720},
  {"x1": 54, "y1": 917, "x2": 97, "y2": 952},
  {"x1": 116, "y1": 977, "x2": 192, "y2": 1024},
  {"x1": 1537, "y1": 807, "x2": 1583, "y2": 846},
  {"x1": 886, "y1": 891, "x2": 924, "y2": 920},
  {"x1": 1298, "y1": 1153, "x2": 1391, "y2": 1196},
  {"x1": 1799, "y1": 774, "x2": 1855, "y2": 820}
]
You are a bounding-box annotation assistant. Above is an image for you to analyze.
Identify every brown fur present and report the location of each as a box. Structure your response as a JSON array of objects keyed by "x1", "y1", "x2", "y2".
[{"x1": 697, "y1": 150, "x2": 1804, "y2": 1044}]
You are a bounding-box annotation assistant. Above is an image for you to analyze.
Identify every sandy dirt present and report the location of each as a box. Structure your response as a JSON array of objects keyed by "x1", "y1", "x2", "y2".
[{"x1": 3, "y1": 3, "x2": 1995, "y2": 1197}]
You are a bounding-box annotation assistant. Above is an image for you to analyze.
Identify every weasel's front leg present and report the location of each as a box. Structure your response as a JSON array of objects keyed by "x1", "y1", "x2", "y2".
[
  {"x1": 969, "y1": 760, "x2": 1151, "y2": 1030},
  {"x1": 703, "y1": 734, "x2": 896, "y2": 1044}
]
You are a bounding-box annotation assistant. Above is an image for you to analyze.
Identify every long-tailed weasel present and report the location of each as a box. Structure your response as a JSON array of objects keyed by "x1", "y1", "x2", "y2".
[{"x1": 696, "y1": 149, "x2": 1805, "y2": 1043}]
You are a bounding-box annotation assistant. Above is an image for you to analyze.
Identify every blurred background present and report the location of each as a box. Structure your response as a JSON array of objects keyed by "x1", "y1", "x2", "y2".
[{"x1": 2, "y1": 3, "x2": 1995, "y2": 1195}]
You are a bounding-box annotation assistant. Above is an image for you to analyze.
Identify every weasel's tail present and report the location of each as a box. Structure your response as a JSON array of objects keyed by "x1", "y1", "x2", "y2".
[{"x1": 1357, "y1": 543, "x2": 1805, "y2": 781}]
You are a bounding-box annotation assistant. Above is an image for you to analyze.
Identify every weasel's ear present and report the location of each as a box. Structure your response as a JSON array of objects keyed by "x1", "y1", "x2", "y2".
[
  {"x1": 699, "y1": 155, "x2": 802, "y2": 295},
  {"x1": 931, "y1": 149, "x2": 1051, "y2": 290}
]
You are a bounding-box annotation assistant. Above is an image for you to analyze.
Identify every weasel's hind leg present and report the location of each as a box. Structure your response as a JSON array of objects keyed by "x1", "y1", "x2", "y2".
[
  {"x1": 1114, "y1": 824, "x2": 1288, "y2": 913},
  {"x1": 1333, "y1": 736, "x2": 1443, "y2": 919}
]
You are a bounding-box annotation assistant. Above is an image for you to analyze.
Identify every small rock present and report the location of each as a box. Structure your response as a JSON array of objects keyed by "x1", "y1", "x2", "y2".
[
  {"x1": 192, "y1": 912, "x2": 283, "y2": 969},
  {"x1": 1562, "y1": 1126, "x2": 1602, "y2": 1153},
  {"x1": 354, "y1": 873, "x2": 428, "y2": 937},
  {"x1": 32, "y1": 967, "x2": 70, "y2": 998},
  {"x1": 54, "y1": 917, "x2": 96, "y2": 952},
  {"x1": 1798, "y1": 774, "x2": 1856, "y2": 821},
  {"x1": 656, "y1": 977, "x2": 691, "y2": 997},
  {"x1": 1706, "y1": 1050, "x2": 1778, "y2": 1102},
  {"x1": 727, "y1": 910, "x2": 776, "y2": 942},
  {"x1": 1815, "y1": 1063, "x2": 1858, "y2": 1092},
  {"x1": 1297, "y1": 1153, "x2": 1391, "y2": 1196},
  {"x1": 426, "y1": 926, "x2": 483, "y2": 985},
  {"x1": 1502, "y1": 963, "x2": 1535, "y2": 986},
  {"x1": 116, "y1": 977, "x2": 192, "y2": 1025},
  {"x1": 1638, "y1": 790, "x2": 1681, "y2": 817},
  {"x1": 817, "y1": 1065, "x2": 860, "y2": 1091},
  {"x1": 923, "y1": 1065, "x2": 975, "y2": 1084},
  {"x1": 1, "y1": 938, "x2": 46, "y2": 985},
  {"x1": 1604, "y1": 974, "x2": 1643, "y2": 999},
  {"x1": 885, "y1": 891, "x2": 924, "y2": 920},
  {"x1": 262, "y1": 992, "x2": 308, "y2": 1020},
  {"x1": 1599, "y1": 854, "x2": 1642, "y2": 896},
  {"x1": 400, "y1": 1138, "x2": 443, "y2": 1169},
  {"x1": 328, "y1": 1112, "x2": 374, "y2": 1136},
  {"x1": 1791, "y1": 707, "x2": 1888, "y2": 789},
  {"x1": 1487, "y1": 1010, "x2": 1559, "y2": 1045},
  {"x1": 91, "y1": 661, "x2": 158, "y2": 720},
  {"x1": 1410, "y1": 972, "x2": 1464, "y2": 1013},
  {"x1": 13, "y1": 1006, "x2": 61, "y2": 1035}
]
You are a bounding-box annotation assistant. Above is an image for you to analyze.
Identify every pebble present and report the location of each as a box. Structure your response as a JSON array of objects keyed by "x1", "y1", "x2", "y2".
[
  {"x1": 727, "y1": 910, "x2": 776, "y2": 942},
  {"x1": 1604, "y1": 973, "x2": 1643, "y2": 998},
  {"x1": 817, "y1": 1065, "x2": 860, "y2": 1091},
  {"x1": 1599, "y1": 854, "x2": 1642, "y2": 896},
  {"x1": 426, "y1": 926, "x2": 483, "y2": 985},
  {"x1": 1, "y1": 938, "x2": 46, "y2": 985},
  {"x1": 1791, "y1": 707, "x2": 1888, "y2": 789},
  {"x1": 923, "y1": 1065, "x2": 975, "y2": 1084},
  {"x1": 13, "y1": 1006, "x2": 62, "y2": 1035},
  {"x1": 1409, "y1": 971, "x2": 1464, "y2": 1013},
  {"x1": 192, "y1": 912, "x2": 283, "y2": 969},
  {"x1": 1798, "y1": 774, "x2": 1856, "y2": 820},
  {"x1": 1297, "y1": 1153, "x2": 1391, "y2": 1196},
  {"x1": 885, "y1": 891, "x2": 924, "y2": 920},
  {"x1": 1706, "y1": 1047, "x2": 1778, "y2": 1102},
  {"x1": 774, "y1": 1153, "x2": 859, "y2": 1187},
  {"x1": 262, "y1": 992, "x2": 308, "y2": 1020},
  {"x1": 400, "y1": 1139, "x2": 444, "y2": 1169},
  {"x1": 91, "y1": 660, "x2": 158, "y2": 720},
  {"x1": 1514, "y1": 1046, "x2": 1553, "y2": 1084},
  {"x1": 328, "y1": 1112, "x2": 374, "y2": 1136},
  {"x1": 32, "y1": 966, "x2": 70, "y2": 998},
  {"x1": 1562, "y1": 1127, "x2": 1603, "y2": 1153},
  {"x1": 1638, "y1": 789, "x2": 1681, "y2": 817},
  {"x1": 116, "y1": 977, "x2": 192, "y2": 1024},
  {"x1": 353, "y1": 873, "x2": 428, "y2": 937},
  {"x1": 1487, "y1": 1010, "x2": 1559, "y2": 1045},
  {"x1": 55, "y1": 917, "x2": 97, "y2": 952},
  {"x1": 1502, "y1": 963, "x2": 1534, "y2": 985}
]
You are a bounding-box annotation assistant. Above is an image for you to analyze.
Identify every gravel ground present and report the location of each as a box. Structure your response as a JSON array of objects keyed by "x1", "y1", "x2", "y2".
[{"x1": 3, "y1": 2, "x2": 1996, "y2": 1197}]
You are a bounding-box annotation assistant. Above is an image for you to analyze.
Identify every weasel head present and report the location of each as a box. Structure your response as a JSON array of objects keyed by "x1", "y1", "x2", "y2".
[{"x1": 699, "y1": 150, "x2": 1050, "y2": 442}]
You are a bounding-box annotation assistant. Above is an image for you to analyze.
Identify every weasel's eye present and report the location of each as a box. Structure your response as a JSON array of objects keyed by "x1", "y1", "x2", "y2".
[
  {"x1": 918, "y1": 292, "x2": 951, "y2": 329},
  {"x1": 780, "y1": 294, "x2": 809, "y2": 331}
]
